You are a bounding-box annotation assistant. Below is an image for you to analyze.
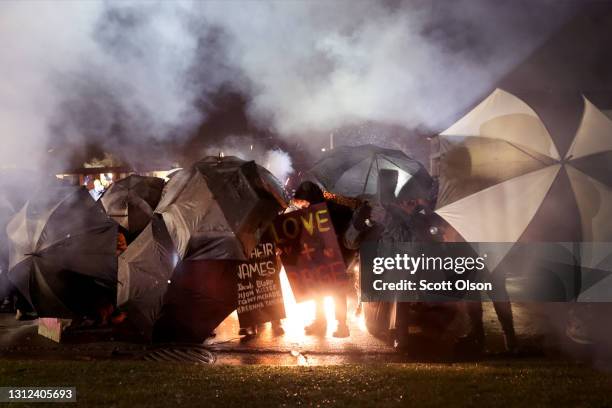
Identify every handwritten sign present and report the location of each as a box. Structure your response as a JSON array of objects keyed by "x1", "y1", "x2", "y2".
[
  {"x1": 269, "y1": 202, "x2": 348, "y2": 302},
  {"x1": 236, "y1": 240, "x2": 286, "y2": 327}
]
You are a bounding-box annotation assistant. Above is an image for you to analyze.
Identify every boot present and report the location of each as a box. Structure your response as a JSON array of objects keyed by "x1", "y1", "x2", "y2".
[
  {"x1": 238, "y1": 326, "x2": 257, "y2": 336},
  {"x1": 272, "y1": 320, "x2": 285, "y2": 336},
  {"x1": 333, "y1": 322, "x2": 350, "y2": 338},
  {"x1": 304, "y1": 319, "x2": 327, "y2": 335}
]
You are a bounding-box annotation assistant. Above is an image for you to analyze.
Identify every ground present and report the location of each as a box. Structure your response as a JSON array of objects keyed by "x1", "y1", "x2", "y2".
[
  {"x1": 1, "y1": 360, "x2": 611, "y2": 407},
  {"x1": 0, "y1": 298, "x2": 561, "y2": 364},
  {"x1": 0, "y1": 298, "x2": 606, "y2": 406}
]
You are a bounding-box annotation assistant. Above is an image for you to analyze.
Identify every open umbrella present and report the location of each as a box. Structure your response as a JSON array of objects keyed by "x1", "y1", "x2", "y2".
[
  {"x1": 435, "y1": 89, "x2": 612, "y2": 242},
  {"x1": 117, "y1": 214, "x2": 178, "y2": 337},
  {"x1": 100, "y1": 175, "x2": 165, "y2": 237},
  {"x1": 434, "y1": 89, "x2": 564, "y2": 243},
  {"x1": 117, "y1": 218, "x2": 239, "y2": 341},
  {"x1": 119, "y1": 156, "x2": 287, "y2": 341},
  {"x1": 306, "y1": 144, "x2": 432, "y2": 199},
  {"x1": 433, "y1": 89, "x2": 612, "y2": 297},
  {"x1": 152, "y1": 259, "x2": 239, "y2": 343},
  {"x1": 0, "y1": 169, "x2": 44, "y2": 268},
  {"x1": 155, "y1": 155, "x2": 288, "y2": 262},
  {"x1": 564, "y1": 99, "x2": 612, "y2": 301},
  {"x1": 6, "y1": 183, "x2": 117, "y2": 317},
  {"x1": 1, "y1": 171, "x2": 54, "y2": 300},
  {"x1": 0, "y1": 197, "x2": 18, "y2": 277}
]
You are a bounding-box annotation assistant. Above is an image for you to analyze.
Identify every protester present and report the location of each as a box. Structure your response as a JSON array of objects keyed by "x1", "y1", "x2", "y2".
[
  {"x1": 1, "y1": 270, "x2": 36, "y2": 321},
  {"x1": 89, "y1": 179, "x2": 105, "y2": 201},
  {"x1": 14, "y1": 292, "x2": 37, "y2": 321},
  {"x1": 292, "y1": 181, "x2": 355, "y2": 338},
  {"x1": 344, "y1": 169, "x2": 437, "y2": 348},
  {"x1": 429, "y1": 217, "x2": 518, "y2": 354},
  {"x1": 110, "y1": 230, "x2": 129, "y2": 325},
  {"x1": 116, "y1": 230, "x2": 128, "y2": 256},
  {"x1": 0, "y1": 274, "x2": 14, "y2": 313},
  {"x1": 345, "y1": 169, "x2": 433, "y2": 247}
]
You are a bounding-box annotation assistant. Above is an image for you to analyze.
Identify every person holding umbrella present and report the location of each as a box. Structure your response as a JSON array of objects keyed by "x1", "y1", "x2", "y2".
[{"x1": 344, "y1": 169, "x2": 440, "y2": 349}]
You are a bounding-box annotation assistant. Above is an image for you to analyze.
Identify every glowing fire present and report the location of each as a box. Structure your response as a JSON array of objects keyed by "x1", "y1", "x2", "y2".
[
  {"x1": 278, "y1": 267, "x2": 366, "y2": 339},
  {"x1": 219, "y1": 266, "x2": 367, "y2": 341}
]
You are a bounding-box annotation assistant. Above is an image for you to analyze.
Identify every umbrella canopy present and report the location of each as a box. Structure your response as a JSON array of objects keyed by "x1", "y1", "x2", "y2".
[
  {"x1": 117, "y1": 218, "x2": 239, "y2": 341},
  {"x1": 100, "y1": 175, "x2": 165, "y2": 237},
  {"x1": 155, "y1": 155, "x2": 288, "y2": 261},
  {"x1": 434, "y1": 89, "x2": 612, "y2": 292},
  {"x1": 434, "y1": 88, "x2": 612, "y2": 243},
  {"x1": 306, "y1": 144, "x2": 432, "y2": 199},
  {"x1": 117, "y1": 214, "x2": 178, "y2": 336},
  {"x1": 152, "y1": 259, "x2": 239, "y2": 343},
  {"x1": 119, "y1": 156, "x2": 287, "y2": 340},
  {"x1": 1, "y1": 171, "x2": 55, "y2": 298},
  {"x1": 0, "y1": 199, "x2": 17, "y2": 276},
  {"x1": 565, "y1": 99, "x2": 612, "y2": 301},
  {"x1": 434, "y1": 91, "x2": 612, "y2": 348},
  {"x1": 6, "y1": 183, "x2": 117, "y2": 317},
  {"x1": 564, "y1": 98, "x2": 612, "y2": 243},
  {"x1": 0, "y1": 169, "x2": 45, "y2": 269}
]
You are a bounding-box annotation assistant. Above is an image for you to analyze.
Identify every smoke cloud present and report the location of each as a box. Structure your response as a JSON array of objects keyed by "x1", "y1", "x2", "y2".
[
  {"x1": 202, "y1": 135, "x2": 294, "y2": 182},
  {"x1": 1, "y1": 0, "x2": 576, "y2": 171}
]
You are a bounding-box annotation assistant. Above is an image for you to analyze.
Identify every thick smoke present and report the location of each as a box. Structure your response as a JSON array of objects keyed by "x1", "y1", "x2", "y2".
[
  {"x1": 1, "y1": 0, "x2": 576, "y2": 171},
  {"x1": 202, "y1": 136, "x2": 294, "y2": 183},
  {"x1": 1, "y1": 1, "x2": 229, "y2": 170},
  {"x1": 198, "y1": 0, "x2": 576, "y2": 135}
]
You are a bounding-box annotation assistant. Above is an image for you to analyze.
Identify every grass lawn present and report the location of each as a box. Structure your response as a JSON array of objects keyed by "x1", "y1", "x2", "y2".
[{"x1": 1, "y1": 359, "x2": 611, "y2": 407}]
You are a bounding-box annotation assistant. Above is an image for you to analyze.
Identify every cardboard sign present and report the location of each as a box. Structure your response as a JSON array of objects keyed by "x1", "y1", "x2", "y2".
[
  {"x1": 269, "y1": 202, "x2": 348, "y2": 302},
  {"x1": 236, "y1": 240, "x2": 286, "y2": 327}
]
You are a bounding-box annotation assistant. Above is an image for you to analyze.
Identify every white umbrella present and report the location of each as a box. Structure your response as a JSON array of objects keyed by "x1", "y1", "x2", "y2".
[
  {"x1": 435, "y1": 88, "x2": 561, "y2": 244},
  {"x1": 433, "y1": 88, "x2": 612, "y2": 297}
]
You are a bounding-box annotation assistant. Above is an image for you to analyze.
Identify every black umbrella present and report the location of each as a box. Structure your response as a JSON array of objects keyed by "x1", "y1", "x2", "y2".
[
  {"x1": 155, "y1": 155, "x2": 288, "y2": 261},
  {"x1": 100, "y1": 175, "x2": 165, "y2": 237},
  {"x1": 117, "y1": 214, "x2": 178, "y2": 336},
  {"x1": 118, "y1": 156, "x2": 287, "y2": 341},
  {"x1": 306, "y1": 144, "x2": 432, "y2": 199},
  {"x1": 117, "y1": 216, "x2": 240, "y2": 342},
  {"x1": 6, "y1": 183, "x2": 117, "y2": 318},
  {"x1": 152, "y1": 259, "x2": 239, "y2": 343}
]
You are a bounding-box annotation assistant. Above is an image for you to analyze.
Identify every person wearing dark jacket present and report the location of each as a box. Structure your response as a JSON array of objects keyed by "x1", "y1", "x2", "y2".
[
  {"x1": 344, "y1": 170, "x2": 434, "y2": 346},
  {"x1": 430, "y1": 217, "x2": 517, "y2": 354}
]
